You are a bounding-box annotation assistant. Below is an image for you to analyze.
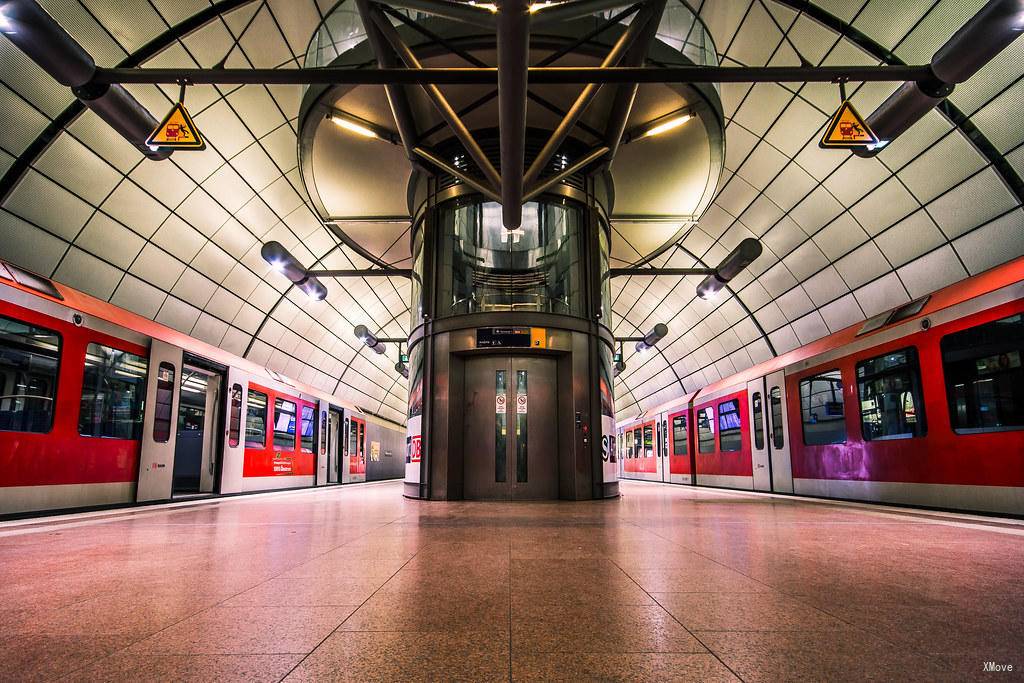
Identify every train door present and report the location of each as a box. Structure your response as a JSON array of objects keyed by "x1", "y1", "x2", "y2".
[
  {"x1": 137, "y1": 340, "x2": 183, "y2": 502},
  {"x1": 764, "y1": 370, "x2": 794, "y2": 493},
  {"x1": 747, "y1": 379, "x2": 772, "y2": 492},
  {"x1": 348, "y1": 415, "x2": 366, "y2": 483},
  {"x1": 171, "y1": 364, "x2": 222, "y2": 497},
  {"x1": 327, "y1": 409, "x2": 342, "y2": 483},
  {"x1": 220, "y1": 368, "x2": 247, "y2": 494},
  {"x1": 656, "y1": 416, "x2": 669, "y2": 482},
  {"x1": 315, "y1": 401, "x2": 329, "y2": 486}
]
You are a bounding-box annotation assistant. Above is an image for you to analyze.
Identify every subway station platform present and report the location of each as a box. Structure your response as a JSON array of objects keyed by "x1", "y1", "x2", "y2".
[{"x1": 3, "y1": 480, "x2": 1022, "y2": 682}]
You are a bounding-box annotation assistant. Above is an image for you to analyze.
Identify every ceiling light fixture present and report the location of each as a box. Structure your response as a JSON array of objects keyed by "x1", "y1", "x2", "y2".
[
  {"x1": 354, "y1": 325, "x2": 387, "y2": 355},
  {"x1": 330, "y1": 114, "x2": 378, "y2": 139},
  {"x1": 634, "y1": 323, "x2": 668, "y2": 353},
  {"x1": 260, "y1": 241, "x2": 328, "y2": 301},
  {"x1": 696, "y1": 238, "x2": 763, "y2": 300},
  {"x1": 643, "y1": 113, "x2": 693, "y2": 137},
  {"x1": 395, "y1": 360, "x2": 409, "y2": 379}
]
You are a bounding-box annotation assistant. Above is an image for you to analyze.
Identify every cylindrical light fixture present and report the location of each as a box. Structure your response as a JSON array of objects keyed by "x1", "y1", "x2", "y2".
[
  {"x1": 354, "y1": 324, "x2": 387, "y2": 354},
  {"x1": 697, "y1": 238, "x2": 763, "y2": 300},
  {"x1": 635, "y1": 323, "x2": 668, "y2": 352},
  {"x1": 395, "y1": 360, "x2": 409, "y2": 379},
  {"x1": 261, "y1": 241, "x2": 328, "y2": 300}
]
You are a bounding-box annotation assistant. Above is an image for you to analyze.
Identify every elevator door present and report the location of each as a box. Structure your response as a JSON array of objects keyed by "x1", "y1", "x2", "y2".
[{"x1": 463, "y1": 355, "x2": 558, "y2": 500}]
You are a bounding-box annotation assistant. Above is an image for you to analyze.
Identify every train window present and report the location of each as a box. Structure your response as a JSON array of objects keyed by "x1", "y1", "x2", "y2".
[
  {"x1": 769, "y1": 387, "x2": 784, "y2": 449},
  {"x1": 856, "y1": 347, "x2": 927, "y2": 440},
  {"x1": 697, "y1": 407, "x2": 715, "y2": 453},
  {"x1": 0, "y1": 315, "x2": 60, "y2": 433},
  {"x1": 274, "y1": 398, "x2": 297, "y2": 450},
  {"x1": 751, "y1": 393, "x2": 764, "y2": 450},
  {"x1": 300, "y1": 405, "x2": 315, "y2": 453},
  {"x1": 718, "y1": 400, "x2": 742, "y2": 452},
  {"x1": 245, "y1": 389, "x2": 268, "y2": 447},
  {"x1": 672, "y1": 415, "x2": 687, "y2": 455},
  {"x1": 633, "y1": 428, "x2": 641, "y2": 458},
  {"x1": 78, "y1": 343, "x2": 147, "y2": 440},
  {"x1": 799, "y1": 370, "x2": 846, "y2": 446},
  {"x1": 228, "y1": 384, "x2": 242, "y2": 448},
  {"x1": 153, "y1": 363, "x2": 175, "y2": 443},
  {"x1": 643, "y1": 424, "x2": 653, "y2": 458},
  {"x1": 941, "y1": 314, "x2": 1024, "y2": 433}
]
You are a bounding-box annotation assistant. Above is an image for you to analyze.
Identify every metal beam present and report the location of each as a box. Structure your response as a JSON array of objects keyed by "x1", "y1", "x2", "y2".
[
  {"x1": 522, "y1": 0, "x2": 661, "y2": 188},
  {"x1": 413, "y1": 146, "x2": 503, "y2": 202},
  {"x1": 523, "y1": 145, "x2": 609, "y2": 202},
  {"x1": 496, "y1": 0, "x2": 530, "y2": 229},
  {"x1": 531, "y1": 0, "x2": 639, "y2": 26},
  {"x1": 90, "y1": 64, "x2": 934, "y2": 86},
  {"x1": 603, "y1": 0, "x2": 667, "y2": 166},
  {"x1": 306, "y1": 268, "x2": 413, "y2": 278},
  {"x1": 384, "y1": 0, "x2": 496, "y2": 27},
  {"x1": 370, "y1": 13, "x2": 502, "y2": 190},
  {"x1": 354, "y1": 0, "x2": 419, "y2": 162},
  {"x1": 609, "y1": 267, "x2": 715, "y2": 277}
]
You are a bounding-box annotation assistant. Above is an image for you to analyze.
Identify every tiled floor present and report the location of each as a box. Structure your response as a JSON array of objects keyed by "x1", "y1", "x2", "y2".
[{"x1": 2, "y1": 481, "x2": 1023, "y2": 682}]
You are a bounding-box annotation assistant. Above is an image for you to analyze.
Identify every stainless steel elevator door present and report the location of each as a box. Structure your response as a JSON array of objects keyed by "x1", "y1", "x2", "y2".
[{"x1": 463, "y1": 355, "x2": 558, "y2": 500}]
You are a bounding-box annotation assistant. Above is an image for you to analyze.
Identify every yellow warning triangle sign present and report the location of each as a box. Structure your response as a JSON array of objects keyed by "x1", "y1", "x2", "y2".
[
  {"x1": 819, "y1": 100, "x2": 879, "y2": 149},
  {"x1": 146, "y1": 102, "x2": 206, "y2": 150}
]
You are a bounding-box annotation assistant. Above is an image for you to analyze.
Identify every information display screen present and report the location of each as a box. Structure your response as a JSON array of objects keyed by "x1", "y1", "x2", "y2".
[{"x1": 477, "y1": 327, "x2": 532, "y2": 348}]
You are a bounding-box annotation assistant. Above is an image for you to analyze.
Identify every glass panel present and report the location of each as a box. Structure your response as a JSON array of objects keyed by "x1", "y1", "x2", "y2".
[
  {"x1": 643, "y1": 424, "x2": 653, "y2": 457},
  {"x1": 599, "y1": 226, "x2": 613, "y2": 325},
  {"x1": 410, "y1": 227, "x2": 424, "y2": 328},
  {"x1": 800, "y1": 370, "x2": 847, "y2": 445},
  {"x1": 718, "y1": 399, "x2": 742, "y2": 452},
  {"x1": 599, "y1": 342, "x2": 614, "y2": 417},
  {"x1": 153, "y1": 363, "x2": 175, "y2": 443},
  {"x1": 300, "y1": 405, "x2": 315, "y2": 452},
  {"x1": 228, "y1": 384, "x2": 242, "y2": 448},
  {"x1": 671, "y1": 414, "x2": 688, "y2": 455},
  {"x1": 79, "y1": 343, "x2": 147, "y2": 439},
  {"x1": 516, "y1": 369, "x2": 528, "y2": 483},
  {"x1": 857, "y1": 348, "x2": 926, "y2": 440},
  {"x1": 0, "y1": 315, "x2": 60, "y2": 433},
  {"x1": 408, "y1": 342, "x2": 424, "y2": 419},
  {"x1": 770, "y1": 387, "x2": 784, "y2": 449},
  {"x1": 633, "y1": 428, "x2": 641, "y2": 458},
  {"x1": 625, "y1": 429, "x2": 634, "y2": 458},
  {"x1": 436, "y1": 201, "x2": 584, "y2": 318},
  {"x1": 495, "y1": 370, "x2": 506, "y2": 482},
  {"x1": 245, "y1": 389, "x2": 267, "y2": 448},
  {"x1": 941, "y1": 313, "x2": 1024, "y2": 433},
  {"x1": 752, "y1": 392, "x2": 764, "y2": 450},
  {"x1": 274, "y1": 398, "x2": 297, "y2": 449},
  {"x1": 697, "y1": 406, "x2": 715, "y2": 454}
]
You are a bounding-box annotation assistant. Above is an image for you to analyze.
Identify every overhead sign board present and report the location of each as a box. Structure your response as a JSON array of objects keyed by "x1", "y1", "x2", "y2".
[
  {"x1": 819, "y1": 100, "x2": 879, "y2": 149},
  {"x1": 477, "y1": 327, "x2": 546, "y2": 348},
  {"x1": 146, "y1": 102, "x2": 206, "y2": 150}
]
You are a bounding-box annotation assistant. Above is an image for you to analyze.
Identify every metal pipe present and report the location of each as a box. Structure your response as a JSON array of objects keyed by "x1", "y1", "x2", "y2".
[
  {"x1": 72, "y1": 83, "x2": 172, "y2": 160},
  {"x1": 384, "y1": 0, "x2": 497, "y2": 27},
  {"x1": 523, "y1": 145, "x2": 609, "y2": 201},
  {"x1": 371, "y1": 12, "x2": 503, "y2": 189},
  {"x1": 609, "y1": 267, "x2": 715, "y2": 277},
  {"x1": 530, "y1": 0, "x2": 639, "y2": 26},
  {"x1": 496, "y1": 0, "x2": 531, "y2": 229},
  {"x1": 603, "y1": 0, "x2": 667, "y2": 165},
  {"x1": 306, "y1": 268, "x2": 413, "y2": 278},
  {"x1": 523, "y1": 0, "x2": 661, "y2": 187},
  {"x1": 413, "y1": 147, "x2": 502, "y2": 202},
  {"x1": 354, "y1": 0, "x2": 419, "y2": 161},
  {"x1": 90, "y1": 64, "x2": 934, "y2": 86}
]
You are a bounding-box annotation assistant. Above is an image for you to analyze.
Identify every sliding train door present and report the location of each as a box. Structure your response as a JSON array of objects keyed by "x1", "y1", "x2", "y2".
[
  {"x1": 747, "y1": 379, "x2": 772, "y2": 492},
  {"x1": 137, "y1": 340, "x2": 183, "y2": 502},
  {"x1": 764, "y1": 370, "x2": 794, "y2": 493}
]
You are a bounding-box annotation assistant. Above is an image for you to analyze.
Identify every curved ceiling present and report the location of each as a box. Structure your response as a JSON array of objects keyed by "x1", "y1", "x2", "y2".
[{"x1": 0, "y1": 0, "x2": 1022, "y2": 426}]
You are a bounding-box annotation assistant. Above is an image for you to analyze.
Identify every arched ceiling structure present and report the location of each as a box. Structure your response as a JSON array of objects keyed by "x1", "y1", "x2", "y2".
[{"x1": 0, "y1": 0, "x2": 1022, "y2": 425}]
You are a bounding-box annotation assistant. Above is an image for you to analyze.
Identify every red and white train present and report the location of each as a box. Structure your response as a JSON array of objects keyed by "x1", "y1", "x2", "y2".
[
  {"x1": 0, "y1": 258, "x2": 404, "y2": 516},
  {"x1": 618, "y1": 256, "x2": 1024, "y2": 515}
]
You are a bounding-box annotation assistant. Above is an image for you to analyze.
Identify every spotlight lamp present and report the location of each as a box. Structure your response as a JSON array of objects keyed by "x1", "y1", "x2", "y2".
[
  {"x1": 395, "y1": 360, "x2": 409, "y2": 379},
  {"x1": 613, "y1": 359, "x2": 627, "y2": 377},
  {"x1": 696, "y1": 238, "x2": 763, "y2": 300},
  {"x1": 635, "y1": 323, "x2": 668, "y2": 353},
  {"x1": 261, "y1": 241, "x2": 328, "y2": 301},
  {"x1": 354, "y1": 325, "x2": 387, "y2": 355}
]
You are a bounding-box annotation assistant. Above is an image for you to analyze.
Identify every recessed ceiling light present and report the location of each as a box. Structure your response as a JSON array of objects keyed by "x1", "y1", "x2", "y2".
[
  {"x1": 331, "y1": 115, "x2": 378, "y2": 139},
  {"x1": 643, "y1": 114, "x2": 693, "y2": 138}
]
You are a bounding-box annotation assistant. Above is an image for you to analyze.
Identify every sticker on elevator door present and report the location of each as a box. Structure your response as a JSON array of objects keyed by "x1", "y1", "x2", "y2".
[
  {"x1": 496, "y1": 393, "x2": 506, "y2": 414},
  {"x1": 516, "y1": 395, "x2": 527, "y2": 414}
]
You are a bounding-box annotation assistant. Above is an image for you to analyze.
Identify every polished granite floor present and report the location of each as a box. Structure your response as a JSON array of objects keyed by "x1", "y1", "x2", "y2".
[{"x1": 2, "y1": 480, "x2": 1023, "y2": 682}]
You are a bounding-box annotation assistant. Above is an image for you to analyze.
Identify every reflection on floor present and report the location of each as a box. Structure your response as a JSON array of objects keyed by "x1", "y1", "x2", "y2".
[{"x1": 2, "y1": 480, "x2": 1022, "y2": 681}]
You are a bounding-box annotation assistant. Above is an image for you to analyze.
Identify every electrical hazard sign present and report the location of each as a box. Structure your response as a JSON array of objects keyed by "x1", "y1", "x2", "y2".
[
  {"x1": 146, "y1": 102, "x2": 206, "y2": 150},
  {"x1": 819, "y1": 100, "x2": 879, "y2": 149}
]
